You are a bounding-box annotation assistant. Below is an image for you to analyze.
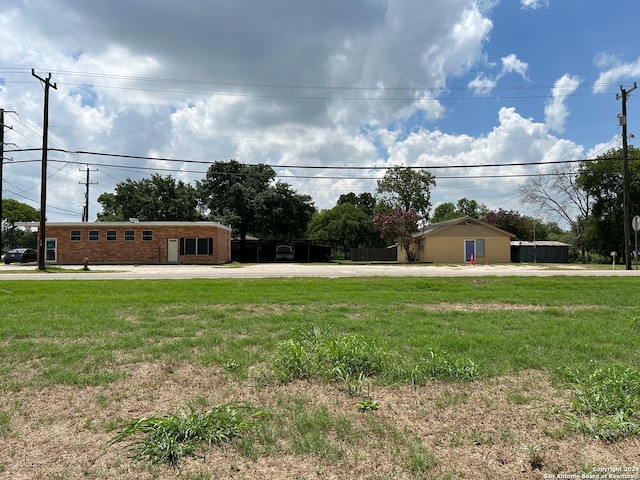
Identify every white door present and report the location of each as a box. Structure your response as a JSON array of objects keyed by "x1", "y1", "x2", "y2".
[{"x1": 167, "y1": 238, "x2": 179, "y2": 263}]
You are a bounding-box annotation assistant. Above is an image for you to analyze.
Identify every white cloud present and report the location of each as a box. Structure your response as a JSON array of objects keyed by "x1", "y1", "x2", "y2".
[
  {"x1": 0, "y1": 0, "x2": 601, "y2": 225},
  {"x1": 593, "y1": 57, "x2": 640, "y2": 93},
  {"x1": 520, "y1": 0, "x2": 549, "y2": 10},
  {"x1": 382, "y1": 107, "x2": 583, "y2": 213},
  {"x1": 545, "y1": 74, "x2": 581, "y2": 133},
  {"x1": 468, "y1": 75, "x2": 497, "y2": 96},
  {"x1": 469, "y1": 53, "x2": 528, "y2": 95},
  {"x1": 501, "y1": 54, "x2": 528, "y2": 78}
]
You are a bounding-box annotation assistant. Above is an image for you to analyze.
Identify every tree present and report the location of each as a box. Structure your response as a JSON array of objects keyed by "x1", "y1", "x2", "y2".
[
  {"x1": 432, "y1": 202, "x2": 458, "y2": 223},
  {"x1": 518, "y1": 164, "x2": 590, "y2": 258},
  {"x1": 376, "y1": 166, "x2": 436, "y2": 221},
  {"x1": 255, "y1": 182, "x2": 315, "y2": 239},
  {"x1": 97, "y1": 174, "x2": 199, "y2": 221},
  {"x1": 197, "y1": 160, "x2": 315, "y2": 240},
  {"x1": 483, "y1": 208, "x2": 547, "y2": 241},
  {"x1": 337, "y1": 192, "x2": 377, "y2": 216},
  {"x1": 432, "y1": 198, "x2": 488, "y2": 223},
  {"x1": 307, "y1": 202, "x2": 382, "y2": 255},
  {"x1": 373, "y1": 207, "x2": 421, "y2": 262},
  {"x1": 576, "y1": 146, "x2": 640, "y2": 259},
  {"x1": 1, "y1": 199, "x2": 39, "y2": 249},
  {"x1": 456, "y1": 198, "x2": 488, "y2": 219}
]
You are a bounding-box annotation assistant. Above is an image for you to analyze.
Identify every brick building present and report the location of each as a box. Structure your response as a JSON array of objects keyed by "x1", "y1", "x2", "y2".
[{"x1": 30, "y1": 221, "x2": 231, "y2": 265}]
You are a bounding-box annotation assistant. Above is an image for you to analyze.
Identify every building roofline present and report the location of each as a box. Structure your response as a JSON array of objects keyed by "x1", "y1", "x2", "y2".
[
  {"x1": 413, "y1": 215, "x2": 515, "y2": 239},
  {"x1": 15, "y1": 221, "x2": 232, "y2": 231}
]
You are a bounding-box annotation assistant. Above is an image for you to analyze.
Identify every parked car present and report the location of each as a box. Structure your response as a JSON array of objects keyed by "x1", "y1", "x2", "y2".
[
  {"x1": 3, "y1": 248, "x2": 38, "y2": 264},
  {"x1": 275, "y1": 244, "x2": 294, "y2": 261}
]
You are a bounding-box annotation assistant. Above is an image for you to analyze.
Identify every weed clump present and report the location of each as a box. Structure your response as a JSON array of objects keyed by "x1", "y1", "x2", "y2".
[
  {"x1": 109, "y1": 403, "x2": 265, "y2": 468},
  {"x1": 552, "y1": 363, "x2": 640, "y2": 441},
  {"x1": 269, "y1": 325, "x2": 480, "y2": 386}
]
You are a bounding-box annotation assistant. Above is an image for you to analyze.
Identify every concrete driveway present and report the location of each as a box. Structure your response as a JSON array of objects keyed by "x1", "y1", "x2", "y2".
[{"x1": 1, "y1": 262, "x2": 639, "y2": 280}]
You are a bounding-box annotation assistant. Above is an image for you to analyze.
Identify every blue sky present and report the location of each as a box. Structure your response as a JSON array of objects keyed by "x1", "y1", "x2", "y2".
[{"x1": 1, "y1": 0, "x2": 639, "y2": 229}]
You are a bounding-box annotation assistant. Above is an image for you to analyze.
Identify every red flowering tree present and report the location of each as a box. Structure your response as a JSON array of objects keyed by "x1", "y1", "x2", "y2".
[{"x1": 373, "y1": 207, "x2": 422, "y2": 262}]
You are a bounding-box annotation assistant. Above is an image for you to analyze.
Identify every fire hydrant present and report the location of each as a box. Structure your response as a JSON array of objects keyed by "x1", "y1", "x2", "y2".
[{"x1": 83, "y1": 257, "x2": 89, "y2": 271}]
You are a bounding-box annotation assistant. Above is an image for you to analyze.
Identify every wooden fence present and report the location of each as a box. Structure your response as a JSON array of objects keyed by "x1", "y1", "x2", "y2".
[{"x1": 350, "y1": 246, "x2": 397, "y2": 262}]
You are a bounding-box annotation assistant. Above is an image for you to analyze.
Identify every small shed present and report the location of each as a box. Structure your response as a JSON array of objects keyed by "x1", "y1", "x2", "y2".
[
  {"x1": 511, "y1": 240, "x2": 570, "y2": 263},
  {"x1": 404, "y1": 216, "x2": 514, "y2": 263}
]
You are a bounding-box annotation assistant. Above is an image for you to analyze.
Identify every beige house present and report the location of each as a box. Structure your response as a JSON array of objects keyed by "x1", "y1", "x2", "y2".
[{"x1": 400, "y1": 216, "x2": 514, "y2": 264}]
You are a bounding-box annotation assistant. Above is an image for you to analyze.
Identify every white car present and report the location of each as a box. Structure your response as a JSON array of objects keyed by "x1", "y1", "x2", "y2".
[{"x1": 275, "y1": 244, "x2": 294, "y2": 261}]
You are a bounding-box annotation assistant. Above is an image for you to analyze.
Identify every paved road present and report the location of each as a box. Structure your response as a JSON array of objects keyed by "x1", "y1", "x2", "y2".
[{"x1": 1, "y1": 262, "x2": 639, "y2": 279}]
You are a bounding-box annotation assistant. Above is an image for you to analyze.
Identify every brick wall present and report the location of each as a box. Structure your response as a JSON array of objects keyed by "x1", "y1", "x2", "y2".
[{"x1": 42, "y1": 222, "x2": 231, "y2": 265}]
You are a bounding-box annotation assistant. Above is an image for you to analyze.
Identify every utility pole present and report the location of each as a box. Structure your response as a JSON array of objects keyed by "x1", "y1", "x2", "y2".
[
  {"x1": 1, "y1": 109, "x2": 4, "y2": 254},
  {"x1": 0, "y1": 109, "x2": 15, "y2": 255},
  {"x1": 32, "y1": 70, "x2": 57, "y2": 270},
  {"x1": 79, "y1": 165, "x2": 97, "y2": 222},
  {"x1": 617, "y1": 82, "x2": 637, "y2": 270}
]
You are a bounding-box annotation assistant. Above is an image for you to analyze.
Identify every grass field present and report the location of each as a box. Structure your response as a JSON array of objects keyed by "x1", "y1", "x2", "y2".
[{"x1": 0, "y1": 276, "x2": 639, "y2": 479}]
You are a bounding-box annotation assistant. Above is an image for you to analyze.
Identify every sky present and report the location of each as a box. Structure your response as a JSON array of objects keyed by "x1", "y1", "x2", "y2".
[{"x1": 1, "y1": 0, "x2": 640, "y2": 228}]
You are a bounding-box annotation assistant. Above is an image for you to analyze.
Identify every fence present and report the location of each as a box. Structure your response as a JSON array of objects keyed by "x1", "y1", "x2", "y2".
[{"x1": 350, "y1": 246, "x2": 397, "y2": 262}]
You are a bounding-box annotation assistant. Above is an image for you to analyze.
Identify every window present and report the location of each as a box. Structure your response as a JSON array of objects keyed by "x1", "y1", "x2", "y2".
[
  {"x1": 106, "y1": 230, "x2": 117, "y2": 241},
  {"x1": 88, "y1": 230, "x2": 99, "y2": 241},
  {"x1": 180, "y1": 238, "x2": 213, "y2": 255},
  {"x1": 124, "y1": 230, "x2": 135, "y2": 241},
  {"x1": 70, "y1": 230, "x2": 81, "y2": 241},
  {"x1": 476, "y1": 239, "x2": 485, "y2": 257},
  {"x1": 142, "y1": 230, "x2": 153, "y2": 241}
]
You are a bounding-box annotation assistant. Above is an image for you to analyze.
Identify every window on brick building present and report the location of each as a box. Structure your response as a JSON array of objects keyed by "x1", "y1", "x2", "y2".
[
  {"x1": 180, "y1": 238, "x2": 213, "y2": 255},
  {"x1": 70, "y1": 230, "x2": 81, "y2": 241},
  {"x1": 142, "y1": 230, "x2": 153, "y2": 241},
  {"x1": 106, "y1": 230, "x2": 117, "y2": 241},
  {"x1": 88, "y1": 230, "x2": 99, "y2": 241},
  {"x1": 124, "y1": 230, "x2": 135, "y2": 241}
]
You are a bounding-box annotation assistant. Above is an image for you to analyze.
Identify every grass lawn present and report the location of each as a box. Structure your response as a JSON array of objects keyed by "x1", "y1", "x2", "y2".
[{"x1": 0, "y1": 276, "x2": 639, "y2": 479}]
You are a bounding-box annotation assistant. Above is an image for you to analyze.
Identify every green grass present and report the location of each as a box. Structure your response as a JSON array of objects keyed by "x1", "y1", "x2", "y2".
[
  {"x1": 109, "y1": 403, "x2": 264, "y2": 467},
  {"x1": 1, "y1": 274, "x2": 638, "y2": 476},
  {"x1": 550, "y1": 363, "x2": 640, "y2": 441},
  {"x1": 0, "y1": 276, "x2": 638, "y2": 391}
]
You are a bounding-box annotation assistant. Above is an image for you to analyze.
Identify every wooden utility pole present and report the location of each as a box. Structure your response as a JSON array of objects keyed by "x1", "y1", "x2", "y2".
[
  {"x1": 0, "y1": 109, "x2": 14, "y2": 255},
  {"x1": 0, "y1": 109, "x2": 4, "y2": 254},
  {"x1": 80, "y1": 165, "x2": 97, "y2": 222},
  {"x1": 617, "y1": 82, "x2": 637, "y2": 270},
  {"x1": 32, "y1": 70, "x2": 57, "y2": 270}
]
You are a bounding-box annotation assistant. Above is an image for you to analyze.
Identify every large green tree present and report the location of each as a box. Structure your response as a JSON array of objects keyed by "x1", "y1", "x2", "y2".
[
  {"x1": 432, "y1": 198, "x2": 488, "y2": 223},
  {"x1": 97, "y1": 174, "x2": 200, "y2": 221},
  {"x1": 256, "y1": 182, "x2": 315, "y2": 239},
  {"x1": 1, "y1": 199, "x2": 39, "y2": 249},
  {"x1": 376, "y1": 166, "x2": 436, "y2": 221},
  {"x1": 483, "y1": 208, "x2": 548, "y2": 241},
  {"x1": 307, "y1": 202, "x2": 382, "y2": 254},
  {"x1": 336, "y1": 192, "x2": 377, "y2": 216},
  {"x1": 197, "y1": 160, "x2": 315, "y2": 240},
  {"x1": 576, "y1": 146, "x2": 640, "y2": 260}
]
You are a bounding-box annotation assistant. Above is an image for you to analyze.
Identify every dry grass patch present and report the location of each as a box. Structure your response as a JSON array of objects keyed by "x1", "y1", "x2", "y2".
[
  {"x1": 1, "y1": 365, "x2": 638, "y2": 480},
  {"x1": 410, "y1": 302, "x2": 597, "y2": 312}
]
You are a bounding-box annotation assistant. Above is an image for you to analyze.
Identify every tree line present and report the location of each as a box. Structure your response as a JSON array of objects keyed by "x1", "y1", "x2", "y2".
[{"x1": 2, "y1": 147, "x2": 640, "y2": 264}]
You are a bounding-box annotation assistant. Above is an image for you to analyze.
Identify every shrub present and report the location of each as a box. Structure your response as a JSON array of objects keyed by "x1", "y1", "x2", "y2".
[{"x1": 109, "y1": 403, "x2": 264, "y2": 467}]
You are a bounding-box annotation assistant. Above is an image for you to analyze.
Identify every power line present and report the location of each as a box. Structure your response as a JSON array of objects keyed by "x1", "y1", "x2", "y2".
[
  {"x1": 4, "y1": 146, "x2": 611, "y2": 171},
  {"x1": 0, "y1": 67, "x2": 622, "y2": 93}
]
